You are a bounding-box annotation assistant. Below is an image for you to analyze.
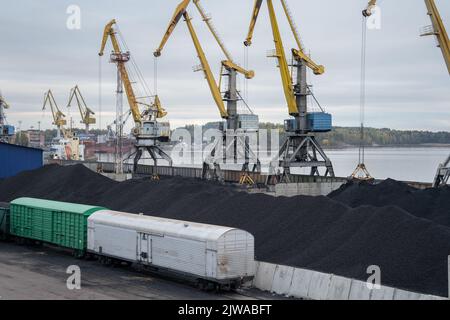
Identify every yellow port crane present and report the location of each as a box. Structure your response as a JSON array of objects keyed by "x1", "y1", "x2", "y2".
[
  {"x1": 244, "y1": 0, "x2": 334, "y2": 179},
  {"x1": 154, "y1": 0, "x2": 260, "y2": 179},
  {"x1": 421, "y1": 0, "x2": 450, "y2": 74},
  {"x1": 99, "y1": 19, "x2": 172, "y2": 173},
  {"x1": 67, "y1": 85, "x2": 96, "y2": 134},
  {"x1": 420, "y1": 0, "x2": 450, "y2": 186},
  {"x1": 42, "y1": 89, "x2": 69, "y2": 139}
]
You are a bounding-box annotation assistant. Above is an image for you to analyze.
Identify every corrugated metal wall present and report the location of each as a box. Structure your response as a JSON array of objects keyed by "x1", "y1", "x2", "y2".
[{"x1": 0, "y1": 143, "x2": 43, "y2": 179}]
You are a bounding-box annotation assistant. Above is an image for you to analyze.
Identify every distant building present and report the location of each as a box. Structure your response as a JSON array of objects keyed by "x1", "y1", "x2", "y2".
[
  {"x1": 0, "y1": 142, "x2": 43, "y2": 179},
  {"x1": 26, "y1": 130, "x2": 45, "y2": 148}
]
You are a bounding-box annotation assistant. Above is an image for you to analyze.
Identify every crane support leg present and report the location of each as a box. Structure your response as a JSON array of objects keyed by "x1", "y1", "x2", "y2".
[
  {"x1": 433, "y1": 154, "x2": 450, "y2": 188},
  {"x1": 133, "y1": 145, "x2": 173, "y2": 174},
  {"x1": 277, "y1": 134, "x2": 335, "y2": 183},
  {"x1": 202, "y1": 133, "x2": 261, "y2": 182}
]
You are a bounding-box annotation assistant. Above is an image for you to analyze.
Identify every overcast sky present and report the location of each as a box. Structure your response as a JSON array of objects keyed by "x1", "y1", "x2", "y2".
[{"x1": 0, "y1": 0, "x2": 449, "y2": 132}]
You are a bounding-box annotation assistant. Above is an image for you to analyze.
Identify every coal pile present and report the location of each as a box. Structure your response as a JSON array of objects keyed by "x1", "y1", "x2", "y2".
[
  {"x1": 1, "y1": 164, "x2": 450, "y2": 297},
  {"x1": 329, "y1": 179, "x2": 450, "y2": 227}
]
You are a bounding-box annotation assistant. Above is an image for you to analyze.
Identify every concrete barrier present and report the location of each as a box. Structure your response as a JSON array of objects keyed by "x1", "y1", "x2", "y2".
[
  {"x1": 252, "y1": 261, "x2": 448, "y2": 300},
  {"x1": 393, "y1": 289, "x2": 423, "y2": 300},
  {"x1": 288, "y1": 268, "x2": 314, "y2": 299},
  {"x1": 271, "y1": 265, "x2": 295, "y2": 296},
  {"x1": 348, "y1": 280, "x2": 372, "y2": 300},
  {"x1": 307, "y1": 272, "x2": 332, "y2": 300},
  {"x1": 253, "y1": 262, "x2": 276, "y2": 292},
  {"x1": 370, "y1": 285, "x2": 395, "y2": 300},
  {"x1": 275, "y1": 182, "x2": 345, "y2": 197},
  {"x1": 326, "y1": 275, "x2": 352, "y2": 300}
]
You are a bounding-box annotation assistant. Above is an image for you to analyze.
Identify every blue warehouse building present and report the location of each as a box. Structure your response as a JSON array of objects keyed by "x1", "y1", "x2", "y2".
[{"x1": 0, "y1": 142, "x2": 43, "y2": 179}]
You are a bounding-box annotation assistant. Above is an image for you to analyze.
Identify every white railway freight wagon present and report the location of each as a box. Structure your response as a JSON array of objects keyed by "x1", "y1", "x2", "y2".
[{"x1": 87, "y1": 210, "x2": 256, "y2": 288}]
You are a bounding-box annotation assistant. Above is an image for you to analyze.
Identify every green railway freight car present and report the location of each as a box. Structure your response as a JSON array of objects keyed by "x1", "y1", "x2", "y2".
[
  {"x1": 0, "y1": 202, "x2": 10, "y2": 240},
  {"x1": 10, "y1": 198, "x2": 105, "y2": 255}
]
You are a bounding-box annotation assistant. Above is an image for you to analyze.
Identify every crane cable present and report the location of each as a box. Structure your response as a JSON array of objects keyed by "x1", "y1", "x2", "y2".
[
  {"x1": 154, "y1": 56, "x2": 158, "y2": 95},
  {"x1": 359, "y1": 16, "x2": 368, "y2": 165},
  {"x1": 98, "y1": 55, "x2": 103, "y2": 131}
]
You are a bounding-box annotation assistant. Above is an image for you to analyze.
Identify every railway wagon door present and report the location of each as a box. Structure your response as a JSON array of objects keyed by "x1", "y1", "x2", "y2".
[
  {"x1": 206, "y1": 250, "x2": 217, "y2": 278},
  {"x1": 137, "y1": 233, "x2": 152, "y2": 264}
]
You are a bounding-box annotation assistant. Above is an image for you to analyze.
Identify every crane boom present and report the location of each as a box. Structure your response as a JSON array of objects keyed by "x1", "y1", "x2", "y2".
[
  {"x1": 99, "y1": 19, "x2": 142, "y2": 123},
  {"x1": 363, "y1": 0, "x2": 377, "y2": 17},
  {"x1": 266, "y1": 0, "x2": 298, "y2": 116},
  {"x1": 193, "y1": 0, "x2": 232, "y2": 61},
  {"x1": 193, "y1": 0, "x2": 255, "y2": 80},
  {"x1": 67, "y1": 85, "x2": 96, "y2": 133},
  {"x1": 193, "y1": 0, "x2": 255, "y2": 81},
  {"x1": 422, "y1": 0, "x2": 450, "y2": 74},
  {"x1": 279, "y1": 0, "x2": 324, "y2": 75},
  {"x1": 184, "y1": 12, "x2": 228, "y2": 118},
  {"x1": 42, "y1": 89, "x2": 68, "y2": 138},
  {"x1": 154, "y1": 1, "x2": 228, "y2": 119},
  {"x1": 244, "y1": 0, "x2": 263, "y2": 47},
  {"x1": 154, "y1": 0, "x2": 191, "y2": 58}
]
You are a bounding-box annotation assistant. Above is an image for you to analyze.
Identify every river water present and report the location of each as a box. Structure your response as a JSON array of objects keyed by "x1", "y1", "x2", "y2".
[
  {"x1": 99, "y1": 147, "x2": 450, "y2": 183},
  {"x1": 326, "y1": 147, "x2": 450, "y2": 183}
]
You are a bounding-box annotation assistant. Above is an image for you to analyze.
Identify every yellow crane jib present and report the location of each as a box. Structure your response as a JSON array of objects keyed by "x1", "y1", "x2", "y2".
[
  {"x1": 99, "y1": 19, "x2": 142, "y2": 124},
  {"x1": 67, "y1": 85, "x2": 96, "y2": 128},
  {"x1": 291, "y1": 49, "x2": 325, "y2": 75},
  {"x1": 154, "y1": 0, "x2": 191, "y2": 58},
  {"x1": 138, "y1": 95, "x2": 168, "y2": 119},
  {"x1": 244, "y1": 0, "x2": 324, "y2": 115},
  {"x1": 42, "y1": 90, "x2": 67, "y2": 128},
  {"x1": 192, "y1": 0, "x2": 256, "y2": 80},
  {"x1": 422, "y1": 0, "x2": 450, "y2": 74},
  {"x1": 363, "y1": 0, "x2": 377, "y2": 17},
  {"x1": 266, "y1": 0, "x2": 298, "y2": 116},
  {"x1": 43, "y1": 89, "x2": 70, "y2": 139},
  {"x1": 154, "y1": 0, "x2": 228, "y2": 119},
  {"x1": 244, "y1": 0, "x2": 264, "y2": 47}
]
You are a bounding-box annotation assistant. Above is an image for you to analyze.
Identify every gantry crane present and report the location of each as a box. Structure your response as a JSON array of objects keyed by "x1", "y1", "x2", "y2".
[
  {"x1": 0, "y1": 92, "x2": 14, "y2": 143},
  {"x1": 420, "y1": 0, "x2": 450, "y2": 187},
  {"x1": 67, "y1": 85, "x2": 96, "y2": 134},
  {"x1": 99, "y1": 19, "x2": 172, "y2": 174},
  {"x1": 42, "y1": 89, "x2": 69, "y2": 140},
  {"x1": 154, "y1": 0, "x2": 261, "y2": 181},
  {"x1": 244, "y1": 0, "x2": 334, "y2": 181}
]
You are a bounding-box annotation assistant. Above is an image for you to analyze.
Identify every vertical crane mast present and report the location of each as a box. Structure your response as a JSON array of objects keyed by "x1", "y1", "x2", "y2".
[
  {"x1": 244, "y1": 0, "x2": 334, "y2": 180},
  {"x1": 99, "y1": 20, "x2": 142, "y2": 125},
  {"x1": 67, "y1": 85, "x2": 96, "y2": 134},
  {"x1": 99, "y1": 19, "x2": 172, "y2": 174}
]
